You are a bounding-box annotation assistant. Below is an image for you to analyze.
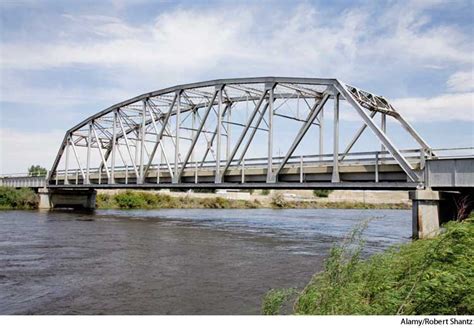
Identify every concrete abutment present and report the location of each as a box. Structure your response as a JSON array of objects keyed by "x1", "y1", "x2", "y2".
[
  {"x1": 38, "y1": 188, "x2": 96, "y2": 210},
  {"x1": 409, "y1": 189, "x2": 473, "y2": 239}
]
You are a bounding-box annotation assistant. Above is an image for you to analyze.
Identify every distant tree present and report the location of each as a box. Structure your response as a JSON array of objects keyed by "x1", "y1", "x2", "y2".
[{"x1": 28, "y1": 165, "x2": 47, "y2": 176}]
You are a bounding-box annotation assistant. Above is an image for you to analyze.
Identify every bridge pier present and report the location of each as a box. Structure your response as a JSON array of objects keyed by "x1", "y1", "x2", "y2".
[{"x1": 38, "y1": 188, "x2": 96, "y2": 210}]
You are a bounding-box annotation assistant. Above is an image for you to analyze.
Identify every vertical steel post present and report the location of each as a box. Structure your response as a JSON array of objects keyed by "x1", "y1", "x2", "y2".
[
  {"x1": 381, "y1": 113, "x2": 386, "y2": 157},
  {"x1": 195, "y1": 160, "x2": 198, "y2": 184},
  {"x1": 241, "y1": 159, "x2": 245, "y2": 184},
  {"x1": 157, "y1": 149, "x2": 161, "y2": 184},
  {"x1": 332, "y1": 93, "x2": 340, "y2": 183},
  {"x1": 267, "y1": 83, "x2": 275, "y2": 182},
  {"x1": 319, "y1": 106, "x2": 324, "y2": 161},
  {"x1": 227, "y1": 106, "x2": 231, "y2": 161},
  {"x1": 64, "y1": 137, "x2": 70, "y2": 185},
  {"x1": 86, "y1": 121, "x2": 92, "y2": 184},
  {"x1": 215, "y1": 85, "x2": 223, "y2": 183},
  {"x1": 191, "y1": 109, "x2": 196, "y2": 164},
  {"x1": 75, "y1": 171, "x2": 78, "y2": 185},
  {"x1": 110, "y1": 111, "x2": 117, "y2": 184},
  {"x1": 139, "y1": 99, "x2": 147, "y2": 183},
  {"x1": 300, "y1": 155, "x2": 303, "y2": 183},
  {"x1": 173, "y1": 91, "x2": 181, "y2": 183},
  {"x1": 125, "y1": 165, "x2": 128, "y2": 185},
  {"x1": 375, "y1": 152, "x2": 379, "y2": 183}
]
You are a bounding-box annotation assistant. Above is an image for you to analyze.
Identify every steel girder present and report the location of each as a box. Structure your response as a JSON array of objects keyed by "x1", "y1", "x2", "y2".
[{"x1": 49, "y1": 77, "x2": 432, "y2": 186}]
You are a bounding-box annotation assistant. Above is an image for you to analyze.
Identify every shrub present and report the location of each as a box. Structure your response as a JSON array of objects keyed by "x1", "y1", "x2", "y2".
[
  {"x1": 114, "y1": 191, "x2": 146, "y2": 209},
  {"x1": 313, "y1": 189, "x2": 331, "y2": 198},
  {"x1": 0, "y1": 187, "x2": 37, "y2": 209},
  {"x1": 271, "y1": 192, "x2": 287, "y2": 208}
]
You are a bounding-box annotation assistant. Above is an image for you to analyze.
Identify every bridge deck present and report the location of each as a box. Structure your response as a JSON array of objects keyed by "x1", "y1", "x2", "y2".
[{"x1": 2, "y1": 152, "x2": 472, "y2": 191}]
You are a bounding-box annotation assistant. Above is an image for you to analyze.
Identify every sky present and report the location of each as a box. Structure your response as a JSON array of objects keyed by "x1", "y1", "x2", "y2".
[{"x1": 0, "y1": 0, "x2": 473, "y2": 174}]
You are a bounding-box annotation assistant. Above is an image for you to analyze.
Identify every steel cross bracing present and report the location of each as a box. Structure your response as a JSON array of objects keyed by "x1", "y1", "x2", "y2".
[{"x1": 49, "y1": 77, "x2": 434, "y2": 188}]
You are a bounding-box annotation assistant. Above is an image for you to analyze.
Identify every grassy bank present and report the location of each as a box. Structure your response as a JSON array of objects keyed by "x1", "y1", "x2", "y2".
[
  {"x1": 269, "y1": 193, "x2": 409, "y2": 210},
  {"x1": 262, "y1": 219, "x2": 474, "y2": 315},
  {"x1": 0, "y1": 187, "x2": 38, "y2": 209},
  {"x1": 96, "y1": 190, "x2": 410, "y2": 210},
  {"x1": 96, "y1": 191, "x2": 262, "y2": 209},
  {"x1": 0, "y1": 187, "x2": 409, "y2": 210}
]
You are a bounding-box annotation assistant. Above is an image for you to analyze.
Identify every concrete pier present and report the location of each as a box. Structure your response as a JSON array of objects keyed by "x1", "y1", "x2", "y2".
[
  {"x1": 38, "y1": 188, "x2": 96, "y2": 210},
  {"x1": 409, "y1": 190, "x2": 442, "y2": 239}
]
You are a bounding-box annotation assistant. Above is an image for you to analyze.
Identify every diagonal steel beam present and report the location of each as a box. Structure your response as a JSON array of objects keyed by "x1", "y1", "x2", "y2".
[
  {"x1": 69, "y1": 136, "x2": 86, "y2": 180},
  {"x1": 199, "y1": 102, "x2": 231, "y2": 166},
  {"x1": 234, "y1": 102, "x2": 269, "y2": 169},
  {"x1": 117, "y1": 111, "x2": 140, "y2": 178},
  {"x1": 220, "y1": 91, "x2": 269, "y2": 178},
  {"x1": 143, "y1": 93, "x2": 177, "y2": 178},
  {"x1": 340, "y1": 111, "x2": 377, "y2": 161},
  {"x1": 159, "y1": 142, "x2": 173, "y2": 178},
  {"x1": 334, "y1": 81, "x2": 419, "y2": 182},
  {"x1": 145, "y1": 107, "x2": 174, "y2": 177},
  {"x1": 272, "y1": 93, "x2": 330, "y2": 180},
  {"x1": 177, "y1": 90, "x2": 218, "y2": 182},
  {"x1": 92, "y1": 124, "x2": 110, "y2": 179},
  {"x1": 393, "y1": 111, "x2": 432, "y2": 152}
]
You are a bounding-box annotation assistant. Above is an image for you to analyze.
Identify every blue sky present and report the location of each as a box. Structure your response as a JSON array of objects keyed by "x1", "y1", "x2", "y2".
[{"x1": 0, "y1": 0, "x2": 473, "y2": 173}]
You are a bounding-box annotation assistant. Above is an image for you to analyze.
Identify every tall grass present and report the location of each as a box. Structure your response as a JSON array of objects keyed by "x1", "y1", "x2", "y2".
[{"x1": 262, "y1": 219, "x2": 474, "y2": 315}]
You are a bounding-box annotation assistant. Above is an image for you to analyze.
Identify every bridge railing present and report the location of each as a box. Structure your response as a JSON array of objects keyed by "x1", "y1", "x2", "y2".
[
  {"x1": 49, "y1": 148, "x2": 427, "y2": 186},
  {"x1": 1, "y1": 147, "x2": 471, "y2": 188},
  {"x1": 0, "y1": 174, "x2": 47, "y2": 188},
  {"x1": 425, "y1": 147, "x2": 474, "y2": 159}
]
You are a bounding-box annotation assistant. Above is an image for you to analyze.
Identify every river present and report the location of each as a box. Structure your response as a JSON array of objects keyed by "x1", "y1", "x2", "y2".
[{"x1": 0, "y1": 208, "x2": 411, "y2": 314}]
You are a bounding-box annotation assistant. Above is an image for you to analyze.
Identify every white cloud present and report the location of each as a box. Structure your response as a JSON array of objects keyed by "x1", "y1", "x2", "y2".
[
  {"x1": 447, "y1": 71, "x2": 473, "y2": 92},
  {"x1": 1, "y1": 2, "x2": 473, "y2": 173},
  {"x1": 1, "y1": 2, "x2": 471, "y2": 77},
  {"x1": 392, "y1": 92, "x2": 474, "y2": 122}
]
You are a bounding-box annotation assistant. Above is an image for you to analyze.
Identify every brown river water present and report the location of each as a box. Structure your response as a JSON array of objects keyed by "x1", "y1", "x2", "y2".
[{"x1": 0, "y1": 208, "x2": 411, "y2": 314}]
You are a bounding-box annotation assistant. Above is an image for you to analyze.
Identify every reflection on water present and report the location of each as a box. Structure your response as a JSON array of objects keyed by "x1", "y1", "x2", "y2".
[{"x1": 0, "y1": 208, "x2": 411, "y2": 314}]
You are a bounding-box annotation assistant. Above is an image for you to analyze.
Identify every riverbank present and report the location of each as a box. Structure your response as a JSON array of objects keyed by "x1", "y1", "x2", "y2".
[
  {"x1": 262, "y1": 218, "x2": 474, "y2": 315},
  {"x1": 96, "y1": 190, "x2": 410, "y2": 210},
  {"x1": 0, "y1": 187, "x2": 410, "y2": 210}
]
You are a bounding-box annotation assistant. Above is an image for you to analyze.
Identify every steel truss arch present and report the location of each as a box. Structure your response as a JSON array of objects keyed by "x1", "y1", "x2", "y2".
[{"x1": 49, "y1": 77, "x2": 432, "y2": 187}]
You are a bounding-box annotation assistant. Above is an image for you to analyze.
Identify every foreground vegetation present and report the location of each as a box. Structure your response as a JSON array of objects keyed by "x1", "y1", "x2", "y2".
[
  {"x1": 262, "y1": 219, "x2": 474, "y2": 315},
  {"x1": 0, "y1": 187, "x2": 38, "y2": 209}
]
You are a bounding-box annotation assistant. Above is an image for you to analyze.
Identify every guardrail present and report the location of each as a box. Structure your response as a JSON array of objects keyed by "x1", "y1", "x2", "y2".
[
  {"x1": 1, "y1": 147, "x2": 472, "y2": 187},
  {"x1": 49, "y1": 148, "x2": 428, "y2": 185}
]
